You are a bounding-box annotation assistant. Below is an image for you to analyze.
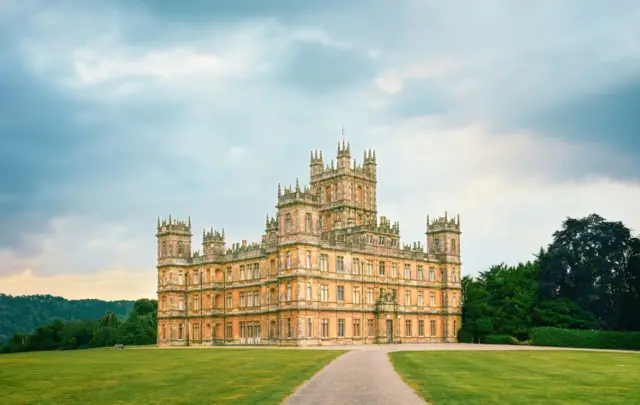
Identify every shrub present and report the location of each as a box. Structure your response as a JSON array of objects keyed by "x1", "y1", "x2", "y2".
[
  {"x1": 457, "y1": 328, "x2": 474, "y2": 343},
  {"x1": 530, "y1": 327, "x2": 640, "y2": 351},
  {"x1": 485, "y1": 334, "x2": 521, "y2": 345}
]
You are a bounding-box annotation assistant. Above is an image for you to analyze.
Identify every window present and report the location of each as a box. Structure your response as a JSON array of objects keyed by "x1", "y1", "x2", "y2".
[
  {"x1": 306, "y1": 213, "x2": 312, "y2": 232},
  {"x1": 428, "y1": 268, "x2": 436, "y2": 282},
  {"x1": 240, "y1": 265, "x2": 245, "y2": 280},
  {"x1": 178, "y1": 241, "x2": 183, "y2": 255},
  {"x1": 178, "y1": 297, "x2": 184, "y2": 310},
  {"x1": 240, "y1": 292, "x2": 246, "y2": 307},
  {"x1": 405, "y1": 320, "x2": 412, "y2": 337},
  {"x1": 321, "y1": 319, "x2": 329, "y2": 338},
  {"x1": 379, "y1": 261, "x2": 385, "y2": 276},
  {"x1": 169, "y1": 297, "x2": 174, "y2": 309},
  {"x1": 285, "y1": 214, "x2": 291, "y2": 232},
  {"x1": 418, "y1": 320, "x2": 425, "y2": 337},
  {"x1": 366, "y1": 260, "x2": 373, "y2": 275},
  {"x1": 320, "y1": 254, "x2": 329, "y2": 272},
  {"x1": 247, "y1": 292, "x2": 253, "y2": 307},
  {"x1": 418, "y1": 291, "x2": 424, "y2": 307},
  {"x1": 451, "y1": 239, "x2": 457, "y2": 254},
  {"x1": 241, "y1": 322, "x2": 247, "y2": 339},
  {"x1": 391, "y1": 239, "x2": 398, "y2": 247},
  {"x1": 417, "y1": 265, "x2": 424, "y2": 280},
  {"x1": 453, "y1": 320, "x2": 458, "y2": 337},
  {"x1": 352, "y1": 287, "x2": 360, "y2": 304},
  {"x1": 352, "y1": 258, "x2": 360, "y2": 275},
  {"x1": 193, "y1": 296, "x2": 199, "y2": 311},
  {"x1": 227, "y1": 268, "x2": 232, "y2": 282},
  {"x1": 337, "y1": 286, "x2": 344, "y2": 302},
  {"x1": 378, "y1": 236, "x2": 385, "y2": 246},
  {"x1": 391, "y1": 263, "x2": 398, "y2": 278},
  {"x1": 321, "y1": 285, "x2": 329, "y2": 302},
  {"x1": 434, "y1": 238, "x2": 440, "y2": 250},
  {"x1": 307, "y1": 318, "x2": 312, "y2": 338},
  {"x1": 162, "y1": 241, "x2": 166, "y2": 257},
  {"x1": 404, "y1": 264, "x2": 411, "y2": 279},
  {"x1": 353, "y1": 319, "x2": 361, "y2": 337},
  {"x1": 337, "y1": 319, "x2": 345, "y2": 337},
  {"x1": 178, "y1": 271, "x2": 183, "y2": 285},
  {"x1": 452, "y1": 270, "x2": 458, "y2": 282},
  {"x1": 430, "y1": 320, "x2": 437, "y2": 336},
  {"x1": 226, "y1": 322, "x2": 232, "y2": 339},
  {"x1": 430, "y1": 292, "x2": 436, "y2": 306},
  {"x1": 336, "y1": 256, "x2": 344, "y2": 273},
  {"x1": 306, "y1": 282, "x2": 312, "y2": 301},
  {"x1": 161, "y1": 297, "x2": 166, "y2": 310},
  {"x1": 178, "y1": 324, "x2": 183, "y2": 340},
  {"x1": 452, "y1": 293, "x2": 457, "y2": 307},
  {"x1": 306, "y1": 251, "x2": 311, "y2": 269},
  {"x1": 366, "y1": 234, "x2": 373, "y2": 244},
  {"x1": 226, "y1": 293, "x2": 232, "y2": 308},
  {"x1": 366, "y1": 288, "x2": 374, "y2": 304},
  {"x1": 367, "y1": 319, "x2": 374, "y2": 337},
  {"x1": 161, "y1": 324, "x2": 166, "y2": 340},
  {"x1": 287, "y1": 318, "x2": 292, "y2": 338},
  {"x1": 404, "y1": 291, "x2": 411, "y2": 306},
  {"x1": 286, "y1": 252, "x2": 291, "y2": 268},
  {"x1": 286, "y1": 283, "x2": 292, "y2": 301}
]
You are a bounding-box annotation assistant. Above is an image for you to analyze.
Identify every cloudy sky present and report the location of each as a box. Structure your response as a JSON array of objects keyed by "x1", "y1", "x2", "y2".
[{"x1": 1, "y1": 0, "x2": 639, "y2": 300}]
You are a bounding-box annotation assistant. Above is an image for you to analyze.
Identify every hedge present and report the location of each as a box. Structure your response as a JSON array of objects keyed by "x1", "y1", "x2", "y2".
[
  {"x1": 457, "y1": 328, "x2": 474, "y2": 343},
  {"x1": 485, "y1": 334, "x2": 522, "y2": 345},
  {"x1": 530, "y1": 327, "x2": 640, "y2": 351}
]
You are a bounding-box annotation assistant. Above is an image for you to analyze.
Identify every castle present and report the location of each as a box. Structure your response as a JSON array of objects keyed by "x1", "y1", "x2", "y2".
[{"x1": 156, "y1": 141, "x2": 462, "y2": 346}]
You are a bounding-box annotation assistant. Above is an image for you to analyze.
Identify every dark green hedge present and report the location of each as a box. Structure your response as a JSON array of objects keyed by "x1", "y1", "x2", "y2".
[
  {"x1": 530, "y1": 327, "x2": 640, "y2": 351},
  {"x1": 457, "y1": 328, "x2": 474, "y2": 343},
  {"x1": 485, "y1": 334, "x2": 522, "y2": 345}
]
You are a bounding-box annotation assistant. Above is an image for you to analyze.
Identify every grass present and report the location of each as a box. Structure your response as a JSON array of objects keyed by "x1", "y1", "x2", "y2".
[
  {"x1": 0, "y1": 347, "x2": 344, "y2": 404},
  {"x1": 389, "y1": 350, "x2": 640, "y2": 405}
]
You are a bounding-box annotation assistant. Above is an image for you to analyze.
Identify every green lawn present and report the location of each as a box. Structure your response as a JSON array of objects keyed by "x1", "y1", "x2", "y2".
[
  {"x1": 0, "y1": 348, "x2": 344, "y2": 404},
  {"x1": 390, "y1": 350, "x2": 640, "y2": 405}
]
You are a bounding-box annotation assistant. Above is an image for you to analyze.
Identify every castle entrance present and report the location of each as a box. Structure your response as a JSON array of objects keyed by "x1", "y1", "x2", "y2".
[{"x1": 385, "y1": 319, "x2": 393, "y2": 343}]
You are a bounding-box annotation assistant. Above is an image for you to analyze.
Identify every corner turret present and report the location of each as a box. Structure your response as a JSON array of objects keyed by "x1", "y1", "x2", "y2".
[{"x1": 156, "y1": 214, "x2": 192, "y2": 261}]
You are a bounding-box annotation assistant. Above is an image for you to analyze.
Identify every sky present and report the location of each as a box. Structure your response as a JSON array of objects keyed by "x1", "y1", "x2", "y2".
[{"x1": 1, "y1": 0, "x2": 639, "y2": 300}]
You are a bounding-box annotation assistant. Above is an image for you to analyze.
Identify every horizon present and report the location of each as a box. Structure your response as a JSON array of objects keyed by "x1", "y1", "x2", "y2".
[{"x1": 1, "y1": 0, "x2": 639, "y2": 300}]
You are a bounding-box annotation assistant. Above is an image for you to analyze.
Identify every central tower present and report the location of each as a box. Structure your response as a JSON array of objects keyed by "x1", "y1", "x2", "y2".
[{"x1": 309, "y1": 141, "x2": 377, "y2": 231}]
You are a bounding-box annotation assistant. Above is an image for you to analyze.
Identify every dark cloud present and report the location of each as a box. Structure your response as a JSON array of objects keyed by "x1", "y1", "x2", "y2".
[
  {"x1": 386, "y1": 79, "x2": 450, "y2": 118},
  {"x1": 277, "y1": 42, "x2": 377, "y2": 95},
  {"x1": 507, "y1": 79, "x2": 640, "y2": 179}
]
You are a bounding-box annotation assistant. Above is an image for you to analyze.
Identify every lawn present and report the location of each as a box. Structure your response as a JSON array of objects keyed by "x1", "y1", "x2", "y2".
[
  {"x1": 390, "y1": 350, "x2": 640, "y2": 405},
  {"x1": 0, "y1": 347, "x2": 344, "y2": 404}
]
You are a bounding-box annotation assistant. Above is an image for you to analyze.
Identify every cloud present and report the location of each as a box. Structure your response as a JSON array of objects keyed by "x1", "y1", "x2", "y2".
[{"x1": 2, "y1": 0, "x2": 640, "y2": 300}]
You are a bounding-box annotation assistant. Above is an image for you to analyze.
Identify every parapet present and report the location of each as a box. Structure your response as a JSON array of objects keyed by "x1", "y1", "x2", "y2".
[
  {"x1": 377, "y1": 216, "x2": 400, "y2": 235},
  {"x1": 277, "y1": 178, "x2": 319, "y2": 207},
  {"x1": 203, "y1": 227, "x2": 225, "y2": 243},
  {"x1": 426, "y1": 212, "x2": 461, "y2": 233},
  {"x1": 157, "y1": 214, "x2": 192, "y2": 235}
]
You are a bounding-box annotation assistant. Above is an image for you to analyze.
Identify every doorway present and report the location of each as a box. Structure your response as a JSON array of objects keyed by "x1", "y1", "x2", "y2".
[{"x1": 386, "y1": 319, "x2": 393, "y2": 343}]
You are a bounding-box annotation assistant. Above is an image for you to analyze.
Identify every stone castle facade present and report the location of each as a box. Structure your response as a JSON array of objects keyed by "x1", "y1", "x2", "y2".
[{"x1": 156, "y1": 142, "x2": 462, "y2": 346}]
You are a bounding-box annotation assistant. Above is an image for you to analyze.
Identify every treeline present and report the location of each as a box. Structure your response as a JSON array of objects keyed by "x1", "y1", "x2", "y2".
[
  {"x1": 460, "y1": 214, "x2": 640, "y2": 347},
  {"x1": 1, "y1": 299, "x2": 157, "y2": 354},
  {"x1": 0, "y1": 294, "x2": 133, "y2": 347}
]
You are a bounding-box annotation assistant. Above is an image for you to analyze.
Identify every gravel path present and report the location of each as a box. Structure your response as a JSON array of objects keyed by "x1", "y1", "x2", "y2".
[{"x1": 281, "y1": 349, "x2": 427, "y2": 405}]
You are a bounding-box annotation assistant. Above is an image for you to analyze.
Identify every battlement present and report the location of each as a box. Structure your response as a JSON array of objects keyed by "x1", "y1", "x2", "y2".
[
  {"x1": 277, "y1": 178, "x2": 319, "y2": 207},
  {"x1": 403, "y1": 241, "x2": 424, "y2": 252},
  {"x1": 227, "y1": 239, "x2": 263, "y2": 254},
  {"x1": 363, "y1": 148, "x2": 376, "y2": 165},
  {"x1": 203, "y1": 227, "x2": 225, "y2": 243},
  {"x1": 426, "y1": 212, "x2": 461, "y2": 233},
  {"x1": 377, "y1": 215, "x2": 400, "y2": 235},
  {"x1": 310, "y1": 149, "x2": 324, "y2": 165},
  {"x1": 337, "y1": 140, "x2": 351, "y2": 157},
  {"x1": 157, "y1": 214, "x2": 192, "y2": 235}
]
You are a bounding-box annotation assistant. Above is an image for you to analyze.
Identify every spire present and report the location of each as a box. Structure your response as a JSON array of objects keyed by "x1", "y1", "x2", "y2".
[
  {"x1": 157, "y1": 217, "x2": 160, "y2": 227},
  {"x1": 278, "y1": 183, "x2": 282, "y2": 196},
  {"x1": 188, "y1": 216, "x2": 191, "y2": 227},
  {"x1": 342, "y1": 125, "x2": 345, "y2": 144},
  {"x1": 202, "y1": 228, "x2": 205, "y2": 239},
  {"x1": 310, "y1": 150, "x2": 313, "y2": 162},
  {"x1": 319, "y1": 150, "x2": 323, "y2": 161},
  {"x1": 295, "y1": 178, "x2": 300, "y2": 192},
  {"x1": 168, "y1": 213, "x2": 172, "y2": 223}
]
